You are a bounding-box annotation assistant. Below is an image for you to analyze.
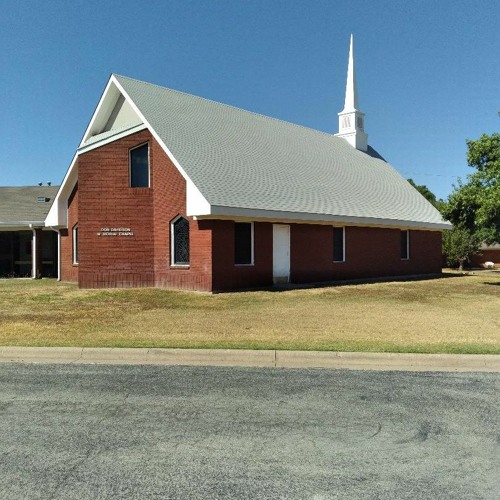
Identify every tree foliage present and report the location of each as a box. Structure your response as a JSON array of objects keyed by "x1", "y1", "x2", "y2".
[
  {"x1": 442, "y1": 133, "x2": 500, "y2": 244},
  {"x1": 442, "y1": 227, "x2": 481, "y2": 270},
  {"x1": 407, "y1": 178, "x2": 439, "y2": 207}
]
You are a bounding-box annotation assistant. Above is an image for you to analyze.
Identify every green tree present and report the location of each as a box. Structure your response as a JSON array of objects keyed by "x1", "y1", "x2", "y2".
[
  {"x1": 443, "y1": 133, "x2": 500, "y2": 244},
  {"x1": 442, "y1": 227, "x2": 481, "y2": 271},
  {"x1": 407, "y1": 178, "x2": 439, "y2": 207}
]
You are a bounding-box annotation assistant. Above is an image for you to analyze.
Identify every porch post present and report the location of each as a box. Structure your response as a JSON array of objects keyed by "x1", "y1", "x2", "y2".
[{"x1": 31, "y1": 228, "x2": 43, "y2": 279}]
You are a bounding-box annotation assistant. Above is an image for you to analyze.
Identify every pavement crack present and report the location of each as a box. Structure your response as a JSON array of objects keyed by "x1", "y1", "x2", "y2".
[{"x1": 367, "y1": 423, "x2": 382, "y2": 439}]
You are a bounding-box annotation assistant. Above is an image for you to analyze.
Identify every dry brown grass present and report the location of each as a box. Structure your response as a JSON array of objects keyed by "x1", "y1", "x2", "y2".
[{"x1": 0, "y1": 272, "x2": 499, "y2": 353}]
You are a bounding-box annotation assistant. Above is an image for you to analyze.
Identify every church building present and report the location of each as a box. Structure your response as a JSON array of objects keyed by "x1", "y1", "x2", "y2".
[{"x1": 46, "y1": 36, "x2": 450, "y2": 291}]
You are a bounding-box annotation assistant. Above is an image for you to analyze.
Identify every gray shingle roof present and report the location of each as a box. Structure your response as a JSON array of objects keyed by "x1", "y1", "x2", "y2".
[
  {"x1": 0, "y1": 186, "x2": 59, "y2": 226},
  {"x1": 113, "y1": 74, "x2": 449, "y2": 229}
]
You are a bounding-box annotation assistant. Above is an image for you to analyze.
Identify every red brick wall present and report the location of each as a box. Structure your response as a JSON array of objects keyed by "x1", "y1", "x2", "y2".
[
  {"x1": 76, "y1": 130, "x2": 154, "y2": 288},
  {"x1": 207, "y1": 221, "x2": 441, "y2": 291},
  {"x1": 210, "y1": 222, "x2": 443, "y2": 291},
  {"x1": 60, "y1": 182, "x2": 79, "y2": 282},
  {"x1": 68, "y1": 130, "x2": 212, "y2": 290},
  {"x1": 469, "y1": 249, "x2": 500, "y2": 268},
  {"x1": 291, "y1": 225, "x2": 442, "y2": 283},
  {"x1": 151, "y1": 132, "x2": 212, "y2": 290},
  {"x1": 211, "y1": 221, "x2": 273, "y2": 291}
]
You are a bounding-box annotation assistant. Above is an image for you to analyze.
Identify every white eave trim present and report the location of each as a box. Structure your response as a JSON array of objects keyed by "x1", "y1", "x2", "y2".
[
  {"x1": 45, "y1": 153, "x2": 79, "y2": 228},
  {"x1": 111, "y1": 75, "x2": 211, "y2": 214},
  {"x1": 193, "y1": 205, "x2": 452, "y2": 231},
  {"x1": 80, "y1": 76, "x2": 119, "y2": 145},
  {"x1": 78, "y1": 124, "x2": 147, "y2": 154}
]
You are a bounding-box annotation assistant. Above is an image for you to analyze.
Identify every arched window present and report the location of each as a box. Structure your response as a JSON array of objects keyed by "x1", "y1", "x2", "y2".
[{"x1": 171, "y1": 216, "x2": 190, "y2": 266}]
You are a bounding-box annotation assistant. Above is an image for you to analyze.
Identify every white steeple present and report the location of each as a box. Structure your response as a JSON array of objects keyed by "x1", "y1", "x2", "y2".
[{"x1": 335, "y1": 34, "x2": 368, "y2": 152}]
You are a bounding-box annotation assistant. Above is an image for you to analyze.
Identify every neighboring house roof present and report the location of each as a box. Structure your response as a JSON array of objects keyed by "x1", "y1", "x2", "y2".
[
  {"x1": 47, "y1": 74, "x2": 451, "y2": 230},
  {"x1": 0, "y1": 186, "x2": 59, "y2": 229}
]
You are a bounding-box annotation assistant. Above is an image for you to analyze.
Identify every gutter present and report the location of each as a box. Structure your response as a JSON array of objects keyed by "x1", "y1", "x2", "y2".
[{"x1": 0, "y1": 221, "x2": 47, "y2": 229}]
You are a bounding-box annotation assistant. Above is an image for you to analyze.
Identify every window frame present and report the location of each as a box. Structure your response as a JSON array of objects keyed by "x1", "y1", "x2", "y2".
[
  {"x1": 401, "y1": 230, "x2": 410, "y2": 260},
  {"x1": 170, "y1": 215, "x2": 190, "y2": 267},
  {"x1": 72, "y1": 224, "x2": 78, "y2": 265},
  {"x1": 234, "y1": 221, "x2": 254, "y2": 266},
  {"x1": 333, "y1": 226, "x2": 345, "y2": 263},
  {"x1": 129, "y1": 142, "x2": 150, "y2": 188}
]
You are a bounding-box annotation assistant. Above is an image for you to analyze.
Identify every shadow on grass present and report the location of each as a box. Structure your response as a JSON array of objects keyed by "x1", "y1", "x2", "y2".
[{"x1": 217, "y1": 272, "x2": 468, "y2": 294}]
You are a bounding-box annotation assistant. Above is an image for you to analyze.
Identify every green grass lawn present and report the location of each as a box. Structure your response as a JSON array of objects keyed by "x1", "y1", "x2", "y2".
[{"x1": 1, "y1": 272, "x2": 499, "y2": 354}]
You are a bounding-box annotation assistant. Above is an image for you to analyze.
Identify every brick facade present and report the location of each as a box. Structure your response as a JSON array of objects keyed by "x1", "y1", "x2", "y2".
[
  {"x1": 290, "y1": 224, "x2": 442, "y2": 283},
  {"x1": 65, "y1": 130, "x2": 212, "y2": 289},
  {"x1": 211, "y1": 221, "x2": 273, "y2": 291},
  {"x1": 60, "y1": 184, "x2": 79, "y2": 282},
  {"x1": 469, "y1": 249, "x2": 500, "y2": 268},
  {"x1": 210, "y1": 222, "x2": 442, "y2": 291},
  {"x1": 59, "y1": 131, "x2": 444, "y2": 291}
]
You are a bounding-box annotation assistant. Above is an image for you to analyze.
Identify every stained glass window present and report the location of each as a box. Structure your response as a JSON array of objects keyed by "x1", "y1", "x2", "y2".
[{"x1": 172, "y1": 217, "x2": 189, "y2": 265}]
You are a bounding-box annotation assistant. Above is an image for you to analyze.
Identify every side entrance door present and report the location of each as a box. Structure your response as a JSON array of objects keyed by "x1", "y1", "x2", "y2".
[{"x1": 273, "y1": 224, "x2": 290, "y2": 284}]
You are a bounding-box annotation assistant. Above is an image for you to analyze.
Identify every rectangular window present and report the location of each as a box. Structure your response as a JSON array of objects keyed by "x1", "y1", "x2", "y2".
[
  {"x1": 333, "y1": 227, "x2": 345, "y2": 262},
  {"x1": 72, "y1": 224, "x2": 78, "y2": 265},
  {"x1": 235, "y1": 222, "x2": 253, "y2": 265},
  {"x1": 401, "y1": 230, "x2": 410, "y2": 260},
  {"x1": 129, "y1": 143, "x2": 149, "y2": 188}
]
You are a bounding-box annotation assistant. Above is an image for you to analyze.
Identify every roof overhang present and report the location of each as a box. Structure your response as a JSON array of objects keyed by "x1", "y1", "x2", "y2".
[
  {"x1": 0, "y1": 222, "x2": 47, "y2": 231},
  {"x1": 193, "y1": 206, "x2": 452, "y2": 231}
]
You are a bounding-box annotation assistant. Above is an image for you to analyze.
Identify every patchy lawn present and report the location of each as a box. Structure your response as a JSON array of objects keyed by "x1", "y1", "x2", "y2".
[{"x1": 0, "y1": 272, "x2": 499, "y2": 353}]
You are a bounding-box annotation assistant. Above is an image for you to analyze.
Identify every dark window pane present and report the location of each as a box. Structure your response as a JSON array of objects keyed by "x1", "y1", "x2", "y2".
[
  {"x1": 235, "y1": 222, "x2": 252, "y2": 265},
  {"x1": 173, "y1": 217, "x2": 189, "y2": 265},
  {"x1": 401, "y1": 230, "x2": 409, "y2": 259},
  {"x1": 130, "y1": 144, "x2": 149, "y2": 188},
  {"x1": 333, "y1": 227, "x2": 344, "y2": 262}
]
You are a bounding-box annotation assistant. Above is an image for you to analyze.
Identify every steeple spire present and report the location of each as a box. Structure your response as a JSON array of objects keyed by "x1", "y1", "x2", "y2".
[
  {"x1": 335, "y1": 34, "x2": 368, "y2": 152},
  {"x1": 343, "y1": 34, "x2": 358, "y2": 112}
]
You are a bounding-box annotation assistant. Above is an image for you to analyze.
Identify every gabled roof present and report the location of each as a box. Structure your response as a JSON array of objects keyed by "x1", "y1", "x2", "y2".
[
  {"x1": 49, "y1": 74, "x2": 451, "y2": 230},
  {"x1": 0, "y1": 186, "x2": 59, "y2": 228}
]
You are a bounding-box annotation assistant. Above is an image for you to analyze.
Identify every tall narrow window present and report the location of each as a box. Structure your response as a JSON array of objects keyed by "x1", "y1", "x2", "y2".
[
  {"x1": 129, "y1": 143, "x2": 149, "y2": 188},
  {"x1": 171, "y1": 216, "x2": 190, "y2": 265},
  {"x1": 72, "y1": 224, "x2": 78, "y2": 265},
  {"x1": 333, "y1": 227, "x2": 345, "y2": 262},
  {"x1": 401, "y1": 230, "x2": 410, "y2": 260},
  {"x1": 235, "y1": 222, "x2": 253, "y2": 265}
]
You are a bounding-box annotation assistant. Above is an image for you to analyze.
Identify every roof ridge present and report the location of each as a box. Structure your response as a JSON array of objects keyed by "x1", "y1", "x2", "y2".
[{"x1": 113, "y1": 74, "x2": 350, "y2": 144}]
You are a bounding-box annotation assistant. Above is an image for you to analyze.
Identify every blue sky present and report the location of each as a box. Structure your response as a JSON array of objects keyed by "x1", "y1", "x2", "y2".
[{"x1": 1, "y1": 0, "x2": 498, "y2": 200}]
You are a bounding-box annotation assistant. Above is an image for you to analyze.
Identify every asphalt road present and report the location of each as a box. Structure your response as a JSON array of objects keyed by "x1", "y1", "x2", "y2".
[{"x1": 0, "y1": 364, "x2": 498, "y2": 500}]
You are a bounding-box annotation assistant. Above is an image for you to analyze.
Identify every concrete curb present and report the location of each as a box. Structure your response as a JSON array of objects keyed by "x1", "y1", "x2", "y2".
[{"x1": 0, "y1": 346, "x2": 499, "y2": 372}]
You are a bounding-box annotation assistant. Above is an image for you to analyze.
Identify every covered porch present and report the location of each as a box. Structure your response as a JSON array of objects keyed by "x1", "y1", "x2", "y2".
[{"x1": 0, "y1": 229, "x2": 58, "y2": 278}]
